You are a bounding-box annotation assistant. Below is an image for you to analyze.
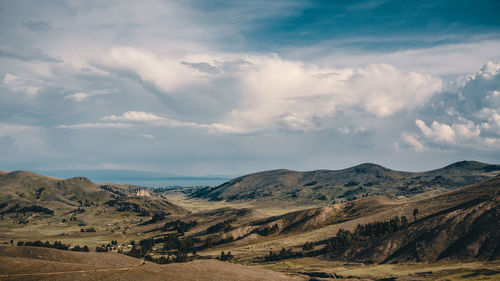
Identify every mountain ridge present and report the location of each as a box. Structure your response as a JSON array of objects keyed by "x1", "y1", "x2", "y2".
[{"x1": 193, "y1": 160, "x2": 500, "y2": 204}]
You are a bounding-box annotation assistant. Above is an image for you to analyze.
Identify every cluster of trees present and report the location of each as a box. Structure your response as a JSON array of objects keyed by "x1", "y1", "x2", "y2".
[
  {"x1": 16, "y1": 240, "x2": 88, "y2": 252},
  {"x1": 71, "y1": 245, "x2": 90, "y2": 252},
  {"x1": 80, "y1": 228, "x2": 96, "y2": 232},
  {"x1": 141, "y1": 213, "x2": 166, "y2": 225},
  {"x1": 150, "y1": 252, "x2": 189, "y2": 264},
  {"x1": 325, "y1": 216, "x2": 409, "y2": 253},
  {"x1": 105, "y1": 199, "x2": 150, "y2": 216},
  {"x1": 264, "y1": 247, "x2": 295, "y2": 262},
  {"x1": 354, "y1": 216, "x2": 408, "y2": 238},
  {"x1": 159, "y1": 219, "x2": 198, "y2": 236},
  {"x1": 218, "y1": 251, "x2": 234, "y2": 261},
  {"x1": 0, "y1": 204, "x2": 53, "y2": 215},
  {"x1": 126, "y1": 235, "x2": 195, "y2": 263},
  {"x1": 206, "y1": 219, "x2": 234, "y2": 234},
  {"x1": 302, "y1": 241, "x2": 314, "y2": 251}
]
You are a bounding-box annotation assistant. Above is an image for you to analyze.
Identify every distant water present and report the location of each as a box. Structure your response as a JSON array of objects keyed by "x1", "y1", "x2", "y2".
[
  {"x1": 34, "y1": 169, "x2": 231, "y2": 188},
  {"x1": 100, "y1": 177, "x2": 230, "y2": 188}
]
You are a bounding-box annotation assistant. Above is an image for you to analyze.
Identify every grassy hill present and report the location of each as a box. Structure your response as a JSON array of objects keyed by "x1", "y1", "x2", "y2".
[
  {"x1": 0, "y1": 170, "x2": 187, "y2": 247},
  {"x1": 195, "y1": 176, "x2": 499, "y2": 266},
  {"x1": 1, "y1": 165, "x2": 499, "y2": 280},
  {"x1": 192, "y1": 161, "x2": 500, "y2": 205},
  {"x1": 0, "y1": 170, "x2": 186, "y2": 217},
  {"x1": 0, "y1": 246, "x2": 302, "y2": 281}
]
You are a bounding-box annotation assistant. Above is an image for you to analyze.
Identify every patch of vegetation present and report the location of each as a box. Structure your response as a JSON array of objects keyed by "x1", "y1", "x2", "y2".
[
  {"x1": 140, "y1": 213, "x2": 166, "y2": 225},
  {"x1": 218, "y1": 250, "x2": 234, "y2": 261},
  {"x1": 264, "y1": 247, "x2": 297, "y2": 261},
  {"x1": 206, "y1": 218, "x2": 235, "y2": 234},
  {"x1": 16, "y1": 240, "x2": 89, "y2": 252},
  {"x1": 325, "y1": 216, "x2": 409, "y2": 253},
  {"x1": 157, "y1": 219, "x2": 198, "y2": 235},
  {"x1": 303, "y1": 181, "x2": 317, "y2": 187},
  {"x1": 256, "y1": 223, "x2": 279, "y2": 236}
]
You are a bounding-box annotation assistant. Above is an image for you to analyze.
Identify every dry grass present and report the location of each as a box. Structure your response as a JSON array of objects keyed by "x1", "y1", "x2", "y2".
[
  {"x1": 0, "y1": 246, "x2": 304, "y2": 281},
  {"x1": 259, "y1": 257, "x2": 500, "y2": 280}
]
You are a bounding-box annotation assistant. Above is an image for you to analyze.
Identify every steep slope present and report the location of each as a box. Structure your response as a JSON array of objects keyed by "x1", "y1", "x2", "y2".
[
  {"x1": 194, "y1": 161, "x2": 500, "y2": 204},
  {"x1": 328, "y1": 176, "x2": 500, "y2": 263}
]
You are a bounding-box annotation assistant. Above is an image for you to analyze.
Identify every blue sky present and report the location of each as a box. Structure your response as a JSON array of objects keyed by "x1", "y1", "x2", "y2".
[{"x1": 1, "y1": 0, "x2": 500, "y2": 176}]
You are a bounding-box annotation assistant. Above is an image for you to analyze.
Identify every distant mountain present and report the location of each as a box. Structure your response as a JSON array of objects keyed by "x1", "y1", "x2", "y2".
[
  {"x1": 0, "y1": 170, "x2": 186, "y2": 217},
  {"x1": 193, "y1": 161, "x2": 500, "y2": 204}
]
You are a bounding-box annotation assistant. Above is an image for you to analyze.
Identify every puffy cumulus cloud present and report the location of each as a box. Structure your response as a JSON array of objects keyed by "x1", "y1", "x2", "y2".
[
  {"x1": 412, "y1": 61, "x2": 500, "y2": 150},
  {"x1": 478, "y1": 108, "x2": 500, "y2": 136},
  {"x1": 229, "y1": 58, "x2": 441, "y2": 132},
  {"x1": 416, "y1": 119, "x2": 455, "y2": 143},
  {"x1": 95, "y1": 48, "x2": 442, "y2": 133}
]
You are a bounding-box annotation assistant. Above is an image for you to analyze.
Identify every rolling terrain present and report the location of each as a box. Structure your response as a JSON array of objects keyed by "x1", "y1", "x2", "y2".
[
  {"x1": 192, "y1": 161, "x2": 500, "y2": 205},
  {"x1": 0, "y1": 161, "x2": 499, "y2": 280},
  {"x1": 0, "y1": 246, "x2": 302, "y2": 281}
]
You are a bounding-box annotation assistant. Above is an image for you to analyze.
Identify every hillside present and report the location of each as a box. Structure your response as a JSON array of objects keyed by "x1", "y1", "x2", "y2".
[
  {"x1": 0, "y1": 246, "x2": 302, "y2": 281},
  {"x1": 334, "y1": 176, "x2": 500, "y2": 263},
  {"x1": 0, "y1": 170, "x2": 185, "y2": 217},
  {"x1": 193, "y1": 161, "x2": 500, "y2": 204},
  {"x1": 190, "y1": 176, "x2": 499, "y2": 266}
]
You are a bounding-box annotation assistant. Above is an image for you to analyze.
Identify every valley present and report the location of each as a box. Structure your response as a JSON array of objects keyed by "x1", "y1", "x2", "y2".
[{"x1": 0, "y1": 161, "x2": 499, "y2": 280}]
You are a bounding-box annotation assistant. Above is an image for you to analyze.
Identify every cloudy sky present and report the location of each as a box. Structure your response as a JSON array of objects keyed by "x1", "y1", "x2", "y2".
[{"x1": 1, "y1": 0, "x2": 500, "y2": 176}]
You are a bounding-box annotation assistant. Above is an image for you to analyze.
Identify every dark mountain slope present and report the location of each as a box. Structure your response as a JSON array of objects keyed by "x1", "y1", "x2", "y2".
[
  {"x1": 331, "y1": 176, "x2": 500, "y2": 263},
  {"x1": 194, "y1": 161, "x2": 500, "y2": 204}
]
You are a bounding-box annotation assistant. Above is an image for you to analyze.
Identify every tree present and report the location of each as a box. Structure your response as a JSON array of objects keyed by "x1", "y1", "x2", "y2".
[
  {"x1": 10, "y1": 240, "x2": 13, "y2": 246},
  {"x1": 413, "y1": 208, "x2": 419, "y2": 222}
]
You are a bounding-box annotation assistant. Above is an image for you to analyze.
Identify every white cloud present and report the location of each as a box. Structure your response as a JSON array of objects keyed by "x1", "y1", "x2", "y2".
[
  {"x1": 58, "y1": 122, "x2": 132, "y2": 129},
  {"x1": 61, "y1": 111, "x2": 243, "y2": 134},
  {"x1": 93, "y1": 48, "x2": 443, "y2": 133},
  {"x1": 226, "y1": 56, "x2": 442, "y2": 132},
  {"x1": 101, "y1": 111, "x2": 166, "y2": 122},
  {"x1": 3, "y1": 73, "x2": 44, "y2": 95},
  {"x1": 65, "y1": 92, "x2": 90, "y2": 102},
  {"x1": 98, "y1": 46, "x2": 202, "y2": 94},
  {"x1": 402, "y1": 132, "x2": 424, "y2": 151},
  {"x1": 64, "y1": 90, "x2": 109, "y2": 102},
  {"x1": 416, "y1": 119, "x2": 455, "y2": 143},
  {"x1": 413, "y1": 61, "x2": 500, "y2": 150},
  {"x1": 338, "y1": 126, "x2": 366, "y2": 134}
]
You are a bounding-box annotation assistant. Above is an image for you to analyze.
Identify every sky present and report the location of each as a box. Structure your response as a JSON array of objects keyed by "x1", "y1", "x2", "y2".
[{"x1": 1, "y1": 0, "x2": 500, "y2": 177}]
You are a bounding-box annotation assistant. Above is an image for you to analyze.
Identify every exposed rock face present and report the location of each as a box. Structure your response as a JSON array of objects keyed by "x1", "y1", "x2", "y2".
[{"x1": 134, "y1": 189, "x2": 151, "y2": 197}]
